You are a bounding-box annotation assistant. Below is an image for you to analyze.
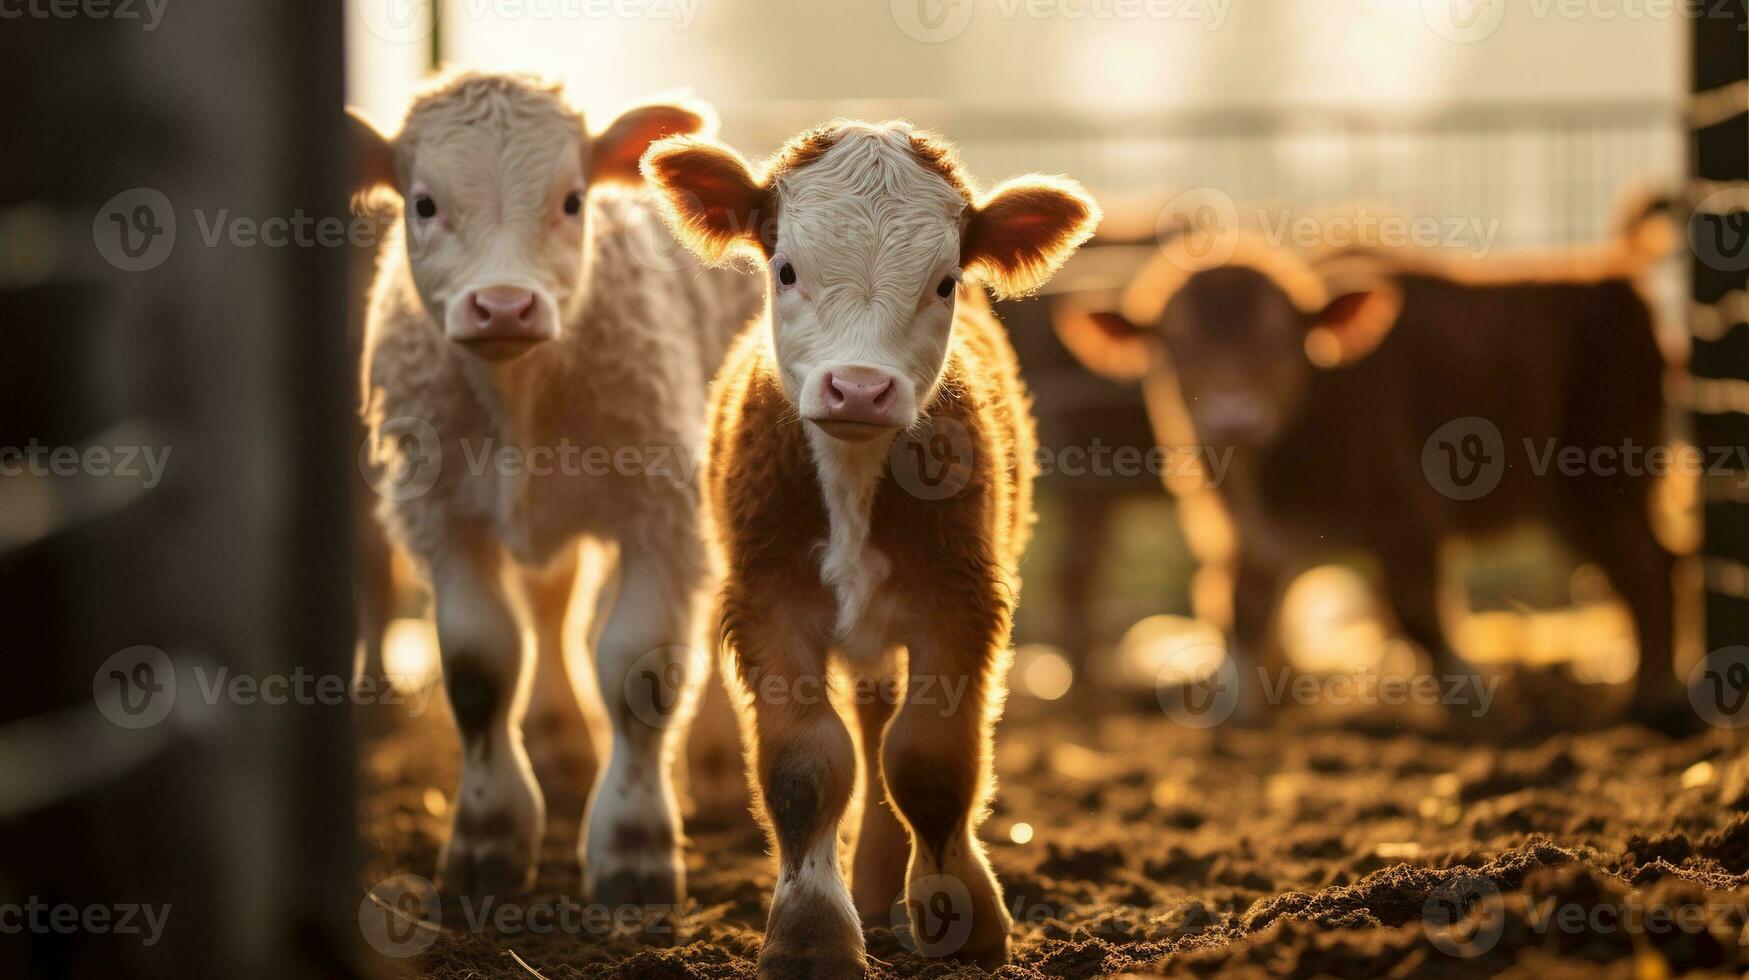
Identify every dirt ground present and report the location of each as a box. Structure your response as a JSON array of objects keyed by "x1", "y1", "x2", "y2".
[{"x1": 359, "y1": 676, "x2": 1749, "y2": 979}]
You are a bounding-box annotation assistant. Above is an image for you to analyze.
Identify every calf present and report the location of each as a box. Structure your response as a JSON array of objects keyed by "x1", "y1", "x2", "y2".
[
  {"x1": 350, "y1": 73, "x2": 763, "y2": 910},
  {"x1": 642, "y1": 122, "x2": 1098, "y2": 976},
  {"x1": 1054, "y1": 209, "x2": 1679, "y2": 721}
]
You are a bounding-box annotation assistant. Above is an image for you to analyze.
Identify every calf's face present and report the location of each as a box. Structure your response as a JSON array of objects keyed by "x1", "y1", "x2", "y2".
[
  {"x1": 764, "y1": 130, "x2": 966, "y2": 440},
  {"x1": 643, "y1": 121, "x2": 1099, "y2": 440},
  {"x1": 1054, "y1": 238, "x2": 1401, "y2": 449},
  {"x1": 1156, "y1": 267, "x2": 1314, "y2": 446},
  {"x1": 350, "y1": 76, "x2": 703, "y2": 362}
]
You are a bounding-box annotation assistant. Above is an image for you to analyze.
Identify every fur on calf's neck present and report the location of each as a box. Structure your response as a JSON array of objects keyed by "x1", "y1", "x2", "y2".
[{"x1": 805, "y1": 425, "x2": 895, "y2": 638}]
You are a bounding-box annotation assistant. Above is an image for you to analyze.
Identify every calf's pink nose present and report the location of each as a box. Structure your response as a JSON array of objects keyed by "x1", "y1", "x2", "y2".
[
  {"x1": 467, "y1": 286, "x2": 537, "y2": 332},
  {"x1": 822, "y1": 368, "x2": 897, "y2": 420}
]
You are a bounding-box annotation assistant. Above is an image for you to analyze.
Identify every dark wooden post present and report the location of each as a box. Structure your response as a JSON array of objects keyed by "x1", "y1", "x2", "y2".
[
  {"x1": 0, "y1": 4, "x2": 357, "y2": 977},
  {"x1": 1691, "y1": 11, "x2": 1749, "y2": 656}
]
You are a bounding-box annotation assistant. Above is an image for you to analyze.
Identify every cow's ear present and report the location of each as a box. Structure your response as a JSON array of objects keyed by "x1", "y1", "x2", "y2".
[
  {"x1": 591, "y1": 103, "x2": 711, "y2": 186},
  {"x1": 1303, "y1": 258, "x2": 1402, "y2": 368},
  {"x1": 962, "y1": 176, "x2": 1101, "y2": 298},
  {"x1": 641, "y1": 137, "x2": 769, "y2": 265},
  {"x1": 1051, "y1": 298, "x2": 1151, "y2": 384},
  {"x1": 348, "y1": 107, "x2": 398, "y2": 195}
]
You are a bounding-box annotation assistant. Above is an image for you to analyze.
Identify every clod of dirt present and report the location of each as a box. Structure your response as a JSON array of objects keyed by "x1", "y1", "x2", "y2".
[{"x1": 1457, "y1": 741, "x2": 1580, "y2": 802}]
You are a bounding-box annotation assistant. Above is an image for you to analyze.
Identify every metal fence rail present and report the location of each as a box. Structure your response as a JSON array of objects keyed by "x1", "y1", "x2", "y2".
[{"x1": 722, "y1": 100, "x2": 1684, "y2": 246}]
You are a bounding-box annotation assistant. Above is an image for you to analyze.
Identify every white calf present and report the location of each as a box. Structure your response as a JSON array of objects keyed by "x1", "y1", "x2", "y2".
[{"x1": 351, "y1": 72, "x2": 761, "y2": 915}]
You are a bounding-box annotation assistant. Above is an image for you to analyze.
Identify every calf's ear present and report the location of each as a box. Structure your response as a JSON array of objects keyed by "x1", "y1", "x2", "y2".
[
  {"x1": 1302, "y1": 255, "x2": 1402, "y2": 368},
  {"x1": 347, "y1": 107, "x2": 398, "y2": 194},
  {"x1": 1050, "y1": 297, "x2": 1151, "y2": 384},
  {"x1": 962, "y1": 176, "x2": 1101, "y2": 298},
  {"x1": 640, "y1": 137, "x2": 769, "y2": 266},
  {"x1": 590, "y1": 103, "x2": 710, "y2": 185}
]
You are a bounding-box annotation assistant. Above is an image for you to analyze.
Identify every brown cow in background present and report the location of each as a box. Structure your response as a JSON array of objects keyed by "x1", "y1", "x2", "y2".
[{"x1": 1054, "y1": 201, "x2": 1686, "y2": 724}]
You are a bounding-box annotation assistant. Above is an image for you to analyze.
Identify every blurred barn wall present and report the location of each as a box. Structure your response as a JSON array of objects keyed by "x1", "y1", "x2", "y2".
[
  {"x1": 352, "y1": 0, "x2": 1686, "y2": 117},
  {"x1": 349, "y1": 0, "x2": 1687, "y2": 246},
  {"x1": 0, "y1": 4, "x2": 358, "y2": 978}
]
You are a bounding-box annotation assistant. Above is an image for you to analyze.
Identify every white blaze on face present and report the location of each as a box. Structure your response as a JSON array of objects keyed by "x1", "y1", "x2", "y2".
[
  {"x1": 401, "y1": 101, "x2": 587, "y2": 352},
  {"x1": 768, "y1": 126, "x2": 966, "y2": 434}
]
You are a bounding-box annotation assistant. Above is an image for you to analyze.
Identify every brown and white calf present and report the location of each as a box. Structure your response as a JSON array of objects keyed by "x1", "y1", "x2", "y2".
[
  {"x1": 1054, "y1": 206, "x2": 1681, "y2": 721},
  {"x1": 351, "y1": 73, "x2": 762, "y2": 908},
  {"x1": 643, "y1": 122, "x2": 1098, "y2": 977}
]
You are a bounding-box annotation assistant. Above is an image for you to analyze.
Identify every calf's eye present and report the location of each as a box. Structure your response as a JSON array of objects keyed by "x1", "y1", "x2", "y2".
[
  {"x1": 778, "y1": 262, "x2": 797, "y2": 286},
  {"x1": 413, "y1": 195, "x2": 437, "y2": 220},
  {"x1": 936, "y1": 276, "x2": 956, "y2": 299},
  {"x1": 563, "y1": 192, "x2": 582, "y2": 216}
]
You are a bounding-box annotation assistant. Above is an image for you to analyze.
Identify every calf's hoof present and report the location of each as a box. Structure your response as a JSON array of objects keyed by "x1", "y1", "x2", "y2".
[
  {"x1": 585, "y1": 844, "x2": 685, "y2": 945},
  {"x1": 903, "y1": 899, "x2": 1012, "y2": 969},
  {"x1": 958, "y1": 931, "x2": 1012, "y2": 972},
  {"x1": 437, "y1": 827, "x2": 538, "y2": 900},
  {"x1": 761, "y1": 886, "x2": 866, "y2": 980},
  {"x1": 757, "y1": 947, "x2": 867, "y2": 980},
  {"x1": 590, "y1": 864, "x2": 681, "y2": 906},
  {"x1": 437, "y1": 761, "x2": 545, "y2": 900}
]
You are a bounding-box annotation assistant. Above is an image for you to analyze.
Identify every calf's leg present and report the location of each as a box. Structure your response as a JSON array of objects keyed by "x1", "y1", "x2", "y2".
[
  {"x1": 432, "y1": 522, "x2": 545, "y2": 898},
  {"x1": 1377, "y1": 543, "x2": 1461, "y2": 672},
  {"x1": 518, "y1": 546, "x2": 598, "y2": 795},
  {"x1": 581, "y1": 518, "x2": 708, "y2": 929},
  {"x1": 738, "y1": 620, "x2": 862, "y2": 979},
  {"x1": 1560, "y1": 499, "x2": 1678, "y2": 715},
  {"x1": 1227, "y1": 556, "x2": 1285, "y2": 721},
  {"x1": 849, "y1": 660, "x2": 909, "y2": 923},
  {"x1": 884, "y1": 617, "x2": 1011, "y2": 969}
]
